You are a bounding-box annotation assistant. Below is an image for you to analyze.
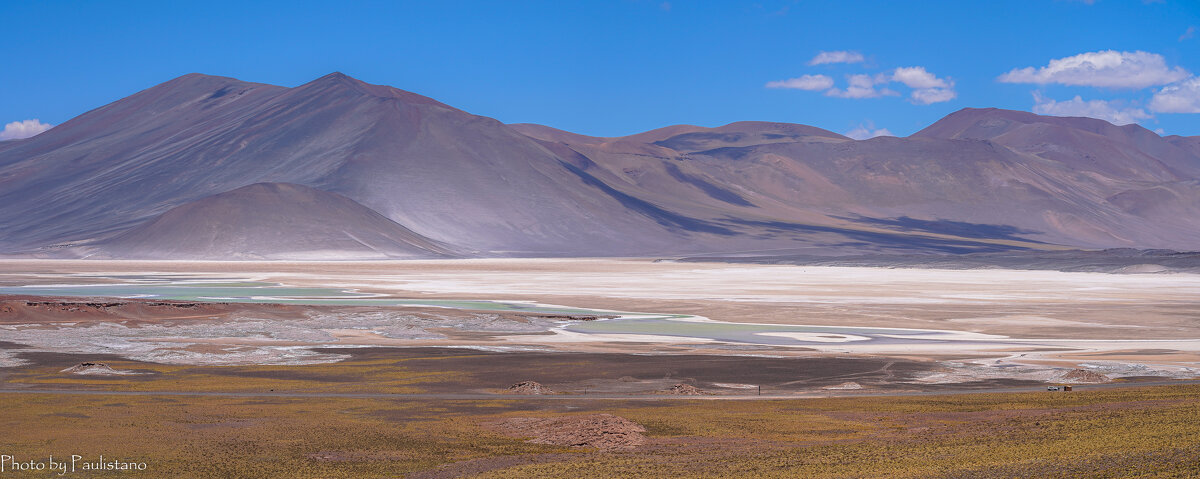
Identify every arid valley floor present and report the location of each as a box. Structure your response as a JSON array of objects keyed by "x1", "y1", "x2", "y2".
[{"x1": 1, "y1": 259, "x2": 1198, "y2": 477}]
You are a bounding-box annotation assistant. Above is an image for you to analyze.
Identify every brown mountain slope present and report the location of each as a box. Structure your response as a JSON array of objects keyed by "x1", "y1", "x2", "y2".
[
  {"x1": 1165, "y1": 135, "x2": 1200, "y2": 158},
  {"x1": 522, "y1": 109, "x2": 1200, "y2": 251},
  {"x1": 913, "y1": 108, "x2": 1200, "y2": 181}
]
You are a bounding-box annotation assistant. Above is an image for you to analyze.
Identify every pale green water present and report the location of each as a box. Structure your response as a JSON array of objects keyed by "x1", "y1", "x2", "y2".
[
  {"x1": 0, "y1": 279, "x2": 613, "y2": 315},
  {"x1": 1, "y1": 274, "x2": 1002, "y2": 347}
]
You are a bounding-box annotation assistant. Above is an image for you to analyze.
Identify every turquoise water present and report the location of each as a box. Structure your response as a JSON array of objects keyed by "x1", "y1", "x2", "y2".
[
  {"x1": 1, "y1": 274, "x2": 1006, "y2": 347},
  {"x1": 0, "y1": 278, "x2": 612, "y2": 315}
]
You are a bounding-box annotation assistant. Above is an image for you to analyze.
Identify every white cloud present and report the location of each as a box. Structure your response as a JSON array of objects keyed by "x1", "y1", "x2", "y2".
[
  {"x1": 891, "y1": 67, "x2": 950, "y2": 89},
  {"x1": 891, "y1": 67, "x2": 956, "y2": 104},
  {"x1": 0, "y1": 119, "x2": 53, "y2": 141},
  {"x1": 765, "y1": 62, "x2": 953, "y2": 105},
  {"x1": 1031, "y1": 92, "x2": 1151, "y2": 125},
  {"x1": 825, "y1": 74, "x2": 898, "y2": 99},
  {"x1": 910, "y1": 87, "x2": 957, "y2": 105},
  {"x1": 999, "y1": 50, "x2": 1190, "y2": 89},
  {"x1": 808, "y1": 51, "x2": 865, "y2": 66},
  {"x1": 1150, "y1": 76, "x2": 1200, "y2": 113},
  {"x1": 844, "y1": 121, "x2": 894, "y2": 140},
  {"x1": 765, "y1": 74, "x2": 834, "y2": 91},
  {"x1": 1181, "y1": 26, "x2": 1197, "y2": 42}
]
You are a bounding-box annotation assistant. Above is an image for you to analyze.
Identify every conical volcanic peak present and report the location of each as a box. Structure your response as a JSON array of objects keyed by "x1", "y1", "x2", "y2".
[{"x1": 294, "y1": 72, "x2": 459, "y2": 109}]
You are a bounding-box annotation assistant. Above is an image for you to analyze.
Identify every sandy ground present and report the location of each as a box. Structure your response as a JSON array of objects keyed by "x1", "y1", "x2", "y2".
[{"x1": 0, "y1": 259, "x2": 1197, "y2": 382}]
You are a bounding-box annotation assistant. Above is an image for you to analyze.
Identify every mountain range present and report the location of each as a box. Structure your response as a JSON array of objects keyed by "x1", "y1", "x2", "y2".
[{"x1": 0, "y1": 72, "x2": 1197, "y2": 259}]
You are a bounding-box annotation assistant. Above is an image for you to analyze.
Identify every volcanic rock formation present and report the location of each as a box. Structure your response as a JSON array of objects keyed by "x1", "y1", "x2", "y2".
[
  {"x1": 505, "y1": 381, "x2": 553, "y2": 395},
  {"x1": 661, "y1": 383, "x2": 708, "y2": 395}
]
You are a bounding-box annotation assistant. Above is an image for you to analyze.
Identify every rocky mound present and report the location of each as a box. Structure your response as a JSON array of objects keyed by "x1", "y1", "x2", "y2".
[
  {"x1": 1060, "y1": 369, "x2": 1110, "y2": 383},
  {"x1": 822, "y1": 381, "x2": 864, "y2": 390},
  {"x1": 505, "y1": 381, "x2": 552, "y2": 395},
  {"x1": 660, "y1": 383, "x2": 707, "y2": 395},
  {"x1": 92, "y1": 183, "x2": 457, "y2": 260},
  {"x1": 493, "y1": 414, "x2": 647, "y2": 450},
  {"x1": 61, "y1": 362, "x2": 131, "y2": 375}
]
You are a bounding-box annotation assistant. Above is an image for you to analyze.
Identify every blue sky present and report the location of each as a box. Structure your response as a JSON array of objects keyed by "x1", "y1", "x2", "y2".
[{"x1": 2, "y1": 0, "x2": 1198, "y2": 139}]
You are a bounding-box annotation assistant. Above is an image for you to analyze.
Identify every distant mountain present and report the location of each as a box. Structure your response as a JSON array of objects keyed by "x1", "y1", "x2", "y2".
[
  {"x1": 1, "y1": 73, "x2": 1197, "y2": 259},
  {"x1": 0, "y1": 73, "x2": 690, "y2": 257},
  {"x1": 913, "y1": 108, "x2": 1200, "y2": 181},
  {"x1": 89, "y1": 182, "x2": 456, "y2": 259},
  {"x1": 1164, "y1": 135, "x2": 1200, "y2": 159},
  {"x1": 522, "y1": 109, "x2": 1200, "y2": 251}
]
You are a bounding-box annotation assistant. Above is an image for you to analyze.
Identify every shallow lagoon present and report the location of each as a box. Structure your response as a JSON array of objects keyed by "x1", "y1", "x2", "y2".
[
  {"x1": 0, "y1": 278, "x2": 613, "y2": 315},
  {"x1": 562, "y1": 317, "x2": 1012, "y2": 346},
  {"x1": 0, "y1": 274, "x2": 1015, "y2": 347}
]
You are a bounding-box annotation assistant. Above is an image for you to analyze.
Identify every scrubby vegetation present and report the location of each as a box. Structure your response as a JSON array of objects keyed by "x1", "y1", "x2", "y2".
[
  {"x1": 3, "y1": 356, "x2": 468, "y2": 394},
  {"x1": 1, "y1": 384, "x2": 1196, "y2": 477}
]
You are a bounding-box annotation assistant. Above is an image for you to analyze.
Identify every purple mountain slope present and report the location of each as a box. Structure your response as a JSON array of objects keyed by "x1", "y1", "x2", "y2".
[
  {"x1": 516, "y1": 110, "x2": 1200, "y2": 251},
  {"x1": 0, "y1": 73, "x2": 695, "y2": 256},
  {"x1": 88, "y1": 183, "x2": 457, "y2": 260},
  {"x1": 0, "y1": 73, "x2": 1197, "y2": 258}
]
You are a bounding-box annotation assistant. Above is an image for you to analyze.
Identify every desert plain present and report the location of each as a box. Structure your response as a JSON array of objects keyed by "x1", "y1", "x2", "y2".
[{"x1": 1, "y1": 259, "x2": 1199, "y2": 477}]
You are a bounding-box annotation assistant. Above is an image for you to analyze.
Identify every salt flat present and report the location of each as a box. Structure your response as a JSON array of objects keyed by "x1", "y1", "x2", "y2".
[{"x1": 1, "y1": 259, "x2": 1197, "y2": 382}]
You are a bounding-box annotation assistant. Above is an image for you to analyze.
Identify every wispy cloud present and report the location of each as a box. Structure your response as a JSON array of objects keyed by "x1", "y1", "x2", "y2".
[
  {"x1": 1031, "y1": 92, "x2": 1150, "y2": 125},
  {"x1": 0, "y1": 119, "x2": 53, "y2": 141},
  {"x1": 808, "y1": 51, "x2": 865, "y2": 66},
  {"x1": 1150, "y1": 77, "x2": 1200, "y2": 113},
  {"x1": 999, "y1": 50, "x2": 1190, "y2": 89},
  {"x1": 844, "y1": 121, "x2": 894, "y2": 140},
  {"x1": 1180, "y1": 26, "x2": 1197, "y2": 42},
  {"x1": 765, "y1": 74, "x2": 834, "y2": 91}
]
